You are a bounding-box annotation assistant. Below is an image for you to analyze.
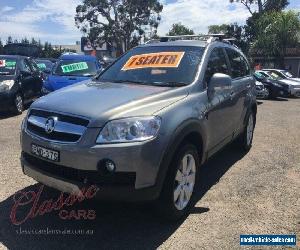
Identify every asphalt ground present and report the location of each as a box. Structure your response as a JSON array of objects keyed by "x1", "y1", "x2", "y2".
[{"x1": 0, "y1": 97, "x2": 299, "y2": 250}]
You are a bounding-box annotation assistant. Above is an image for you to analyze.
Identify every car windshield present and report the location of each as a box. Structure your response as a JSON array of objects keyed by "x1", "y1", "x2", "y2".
[
  {"x1": 98, "y1": 46, "x2": 205, "y2": 86},
  {"x1": 281, "y1": 70, "x2": 294, "y2": 78},
  {"x1": 0, "y1": 57, "x2": 17, "y2": 75},
  {"x1": 254, "y1": 72, "x2": 265, "y2": 79},
  {"x1": 35, "y1": 60, "x2": 53, "y2": 71},
  {"x1": 53, "y1": 60, "x2": 97, "y2": 76},
  {"x1": 268, "y1": 71, "x2": 283, "y2": 80}
]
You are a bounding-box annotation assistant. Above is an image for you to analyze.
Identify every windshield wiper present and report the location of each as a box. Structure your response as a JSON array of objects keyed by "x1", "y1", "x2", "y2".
[
  {"x1": 0, "y1": 72, "x2": 11, "y2": 75},
  {"x1": 151, "y1": 81, "x2": 187, "y2": 87},
  {"x1": 110, "y1": 80, "x2": 186, "y2": 87},
  {"x1": 111, "y1": 79, "x2": 149, "y2": 85}
]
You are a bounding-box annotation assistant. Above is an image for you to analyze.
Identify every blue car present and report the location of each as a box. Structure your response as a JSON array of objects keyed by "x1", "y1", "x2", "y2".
[{"x1": 42, "y1": 55, "x2": 102, "y2": 94}]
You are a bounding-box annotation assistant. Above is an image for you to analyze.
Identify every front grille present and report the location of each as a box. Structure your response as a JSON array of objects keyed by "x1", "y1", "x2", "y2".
[
  {"x1": 27, "y1": 123, "x2": 81, "y2": 142},
  {"x1": 23, "y1": 153, "x2": 136, "y2": 187},
  {"x1": 30, "y1": 109, "x2": 89, "y2": 127},
  {"x1": 26, "y1": 109, "x2": 89, "y2": 143}
]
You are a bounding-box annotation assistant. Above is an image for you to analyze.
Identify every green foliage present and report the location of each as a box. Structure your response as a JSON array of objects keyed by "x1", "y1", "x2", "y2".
[
  {"x1": 253, "y1": 10, "x2": 300, "y2": 66},
  {"x1": 0, "y1": 39, "x2": 3, "y2": 54},
  {"x1": 75, "y1": 0, "x2": 163, "y2": 54},
  {"x1": 208, "y1": 24, "x2": 229, "y2": 34},
  {"x1": 0, "y1": 36, "x2": 74, "y2": 58},
  {"x1": 208, "y1": 23, "x2": 249, "y2": 54},
  {"x1": 167, "y1": 23, "x2": 194, "y2": 36}
]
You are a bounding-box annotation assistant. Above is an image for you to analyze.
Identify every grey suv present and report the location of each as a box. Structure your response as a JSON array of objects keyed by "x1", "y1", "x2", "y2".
[{"x1": 20, "y1": 35, "x2": 257, "y2": 220}]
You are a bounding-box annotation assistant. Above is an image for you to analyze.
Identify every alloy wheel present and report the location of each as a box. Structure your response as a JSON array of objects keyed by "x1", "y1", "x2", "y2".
[{"x1": 173, "y1": 153, "x2": 196, "y2": 211}]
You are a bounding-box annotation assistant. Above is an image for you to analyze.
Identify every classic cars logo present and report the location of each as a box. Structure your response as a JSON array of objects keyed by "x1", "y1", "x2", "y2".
[
  {"x1": 44, "y1": 117, "x2": 57, "y2": 134},
  {"x1": 10, "y1": 185, "x2": 99, "y2": 225}
]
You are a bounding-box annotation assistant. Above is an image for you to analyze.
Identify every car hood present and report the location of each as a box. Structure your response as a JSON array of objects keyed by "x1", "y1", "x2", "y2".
[
  {"x1": 31, "y1": 80, "x2": 188, "y2": 127},
  {"x1": 46, "y1": 74, "x2": 91, "y2": 91}
]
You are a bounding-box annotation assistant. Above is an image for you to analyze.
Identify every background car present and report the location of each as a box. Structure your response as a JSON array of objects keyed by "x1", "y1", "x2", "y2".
[
  {"x1": 253, "y1": 71, "x2": 288, "y2": 99},
  {"x1": 259, "y1": 70, "x2": 300, "y2": 97},
  {"x1": 35, "y1": 58, "x2": 55, "y2": 74},
  {"x1": 0, "y1": 55, "x2": 43, "y2": 114},
  {"x1": 99, "y1": 55, "x2": 116, "y2": 68},
  {"x1": 255, "y1": 80, "x2": 269, "y2": 99},
  {"x1": 42, "y1": 54, "x2": 102, "y2": 94},
  {"x1": 262, "y1": 69, "x2": 300, "y2": 82}
]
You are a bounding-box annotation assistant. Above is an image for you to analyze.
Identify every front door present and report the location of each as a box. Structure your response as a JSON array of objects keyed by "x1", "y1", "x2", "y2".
[{"x1": 203, "y1": 47, "x2": 236, "y2": 153}]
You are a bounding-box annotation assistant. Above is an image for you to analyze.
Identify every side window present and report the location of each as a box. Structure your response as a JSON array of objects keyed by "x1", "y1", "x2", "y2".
[
  {"x1": 20, "y1": 59, "x2": 32, "y2": 73},
  {"x1": 204, "y1": 48, "x2": 230, "y2": 86},
  {"x1": 30, "y1": 59, "x2": 39, "y2": 72},
  {"x1": 226, "y1": 48, "x2": 249, "y2": 78}
]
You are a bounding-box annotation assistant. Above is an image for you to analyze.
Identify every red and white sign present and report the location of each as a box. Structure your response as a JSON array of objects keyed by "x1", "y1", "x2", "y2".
[{"x1": 0, "y1": 60, "x2": 6, "y2": 67}]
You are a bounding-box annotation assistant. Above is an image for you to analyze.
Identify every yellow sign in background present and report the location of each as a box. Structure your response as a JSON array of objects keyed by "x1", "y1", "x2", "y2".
[{"x1": 122, "y1": 52, "x2": 185, "y2": 71}]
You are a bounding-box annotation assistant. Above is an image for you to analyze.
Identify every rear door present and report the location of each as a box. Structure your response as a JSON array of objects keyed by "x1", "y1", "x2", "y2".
[
  {"x1": 225, "y1": 48, "x2": 253, "y2": 134},
  {"x1": 28, "y1": 58, "x2": 43, "y2": 96},
  {"x1": 19, "y1": 58, "x2": 35, "y2": 100},
  {"x1": 204, "y1": 47, "x2": 236, "y2": 152}
]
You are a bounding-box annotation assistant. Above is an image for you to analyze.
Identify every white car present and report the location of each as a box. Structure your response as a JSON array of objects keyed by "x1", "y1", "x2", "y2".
[
  {"x1": 262, "y1": 69, "x2": 300, "y2": 82},
  {"x1": 259, "y1": 70, "x2": 300, "y2": 97}
]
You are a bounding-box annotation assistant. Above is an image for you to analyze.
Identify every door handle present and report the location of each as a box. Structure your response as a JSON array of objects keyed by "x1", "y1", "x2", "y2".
[{"x1": 230, "y1": 91, "x2": 235, "y2": 100}]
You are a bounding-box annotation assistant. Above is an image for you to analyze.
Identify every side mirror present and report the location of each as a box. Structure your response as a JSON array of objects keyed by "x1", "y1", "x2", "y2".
[
  {"x1": 97, "y1": 68, "x2": 104, "y2": 74},
  {"x1": 20, "y1": 70, "x2": 32, "y2": 77},
  {"x1": 207, "y1": 73, "x2": 232, "y2": 99}
]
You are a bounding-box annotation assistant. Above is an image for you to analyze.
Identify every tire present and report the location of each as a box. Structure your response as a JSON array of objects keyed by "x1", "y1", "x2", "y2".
[
  {"x1": 264, "y1": 88, "x2": 270, "y2": 99},
  {"x1": 266, "y1": 88, "x2": 272, "y2": 99},
  {"x1": 237, "y1": 111, "x2": 255, "y2": 151},
  {"x1": 155, "y1": 144, "x2": 200, "y2": 221},
  {"x1": 13, "y1": 94, "x2": 24, "y2": 115}
]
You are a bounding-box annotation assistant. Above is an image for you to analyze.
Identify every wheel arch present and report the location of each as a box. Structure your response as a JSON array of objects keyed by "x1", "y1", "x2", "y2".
[{"x1": 154, "y1": 119, "x2": 207, "y2": 197}]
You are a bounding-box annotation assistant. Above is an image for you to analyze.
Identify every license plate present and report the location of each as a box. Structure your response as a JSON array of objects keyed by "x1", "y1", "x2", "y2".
[{"x1": 31, "y1": 144, "x2": 60, "y2": 162}]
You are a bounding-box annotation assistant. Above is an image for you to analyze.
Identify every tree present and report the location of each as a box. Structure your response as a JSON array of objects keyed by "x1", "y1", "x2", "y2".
[
  {"x1": 208, "y1": 23, "x2": 249, "y2": 53},
  {"x1": 166, "y1": 23, "x2": 194, "y2": 36},
  {"x1": 229, "y1": 0, "x2": 289, "y2": 14},
  {"x1": 253, "y1": 10, "x2": 300, "y2": 67},
  {"x1": 75, "y1": 0, "x2": 163, "y2": 55},
  {"x1": 21, "y1": 37, "x2": 30, "y2": 44},
  {"x1": 0, "y1": 39, "x2": 3, "y2": 54},
  {"x1": 208, "y1": 24, "x2": 229, "y2": 34},
  {"x1": 7, "y1": 36, "x2": 12, "y2": 44}
]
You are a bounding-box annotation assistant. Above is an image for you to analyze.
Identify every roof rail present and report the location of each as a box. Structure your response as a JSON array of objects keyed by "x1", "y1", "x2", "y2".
[{"x1": 158, "y1": 34, "x2": 227, "y2": 43}]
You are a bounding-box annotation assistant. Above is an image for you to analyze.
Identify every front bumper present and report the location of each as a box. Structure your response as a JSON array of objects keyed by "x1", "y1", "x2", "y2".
[
  {"x1": 290, "y1": 87, "x2": 300, "y2": 97},
  {"x1": 255, "y1": 88, "x2": 268, "y2": 99},
  {"x1": 21, "y1": 126, "x2": 166, "y2": 201},
  {"x1": 0, "y1": 91, "x2": 14, "y2": 111}
]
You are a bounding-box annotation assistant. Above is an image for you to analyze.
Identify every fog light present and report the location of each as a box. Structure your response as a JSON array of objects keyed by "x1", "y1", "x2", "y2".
[
  {"x1": 97, "y1": 159, "x2": 116, "y2": 175},
  {"x1": 105, "y1": 160, "x2": 116, "y2": 172}
]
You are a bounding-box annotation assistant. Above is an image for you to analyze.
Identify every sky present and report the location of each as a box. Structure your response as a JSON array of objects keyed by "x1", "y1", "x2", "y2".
[{"x1": 0, "y1": 0, "x2": 299, "y2": 45}]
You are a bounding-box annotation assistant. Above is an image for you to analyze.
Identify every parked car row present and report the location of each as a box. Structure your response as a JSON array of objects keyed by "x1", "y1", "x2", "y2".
[
  {"x1": 254, "y1": 69, "x2": 300, "y2": 99},
  {"x1": 0, "y1": 55, "x2": 44, "y2": 114},
  {"x1": 0, "y1": 54, "x2": 106, "y2": 114},
  {"x1": 1, "y1": 50, "x2": 299, "y2": 116}
]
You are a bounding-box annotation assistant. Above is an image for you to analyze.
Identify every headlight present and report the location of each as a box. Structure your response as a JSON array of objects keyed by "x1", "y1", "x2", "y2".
[
  {"x1": 0, "y1": 80, "x2": 14, "y2": 91},
  {"x1": 96, "y1": 116, "x2": 161, "y2": 144},
  {"x1": 272, "y1": 82, "x2": 281, "y2": 87}
]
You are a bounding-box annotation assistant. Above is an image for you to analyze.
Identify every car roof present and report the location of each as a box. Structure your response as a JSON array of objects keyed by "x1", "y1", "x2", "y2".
[
  {"x1": 0, "y1": 55, "x2": 28, "y2": 59},
  {"x1": 59, "y1": 54, "x2": 97, "y2": 61},
  {"x1": 262, "y1": 69, "x2": 284, "y2": 72},
  {"x1": 137, "y1": 40, "x2": 208, "y2": 48}
]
